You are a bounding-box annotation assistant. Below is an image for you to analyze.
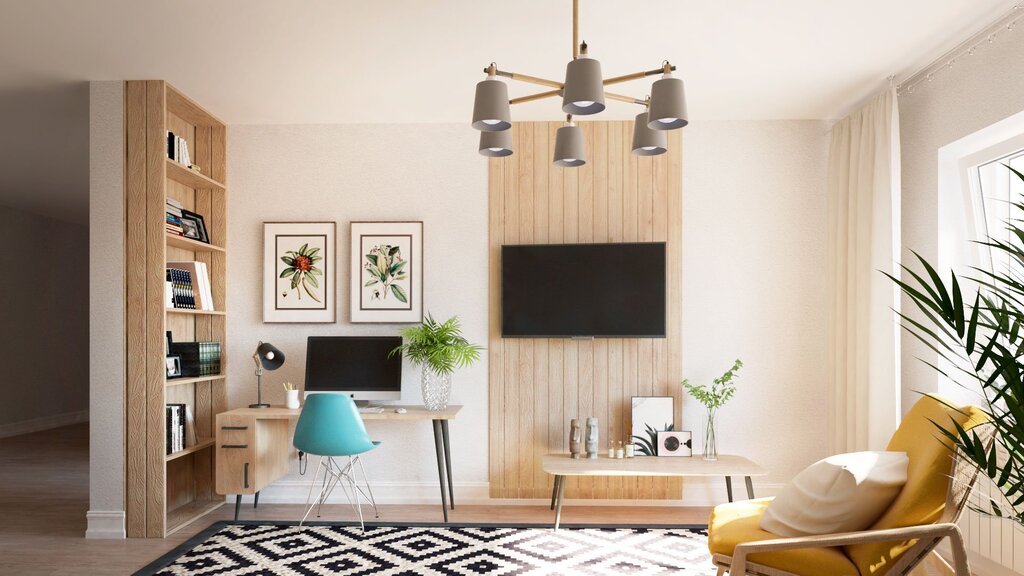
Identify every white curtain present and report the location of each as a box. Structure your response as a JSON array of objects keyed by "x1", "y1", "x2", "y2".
[{"x1": 827, "y1": 88, "x2": 902, "y2": 453}]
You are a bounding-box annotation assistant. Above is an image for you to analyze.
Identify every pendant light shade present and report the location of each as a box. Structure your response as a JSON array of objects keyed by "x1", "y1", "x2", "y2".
[
  {"x1": 631, "y1": 111, "x2": 667, "y2": 156},
  {"x1": 647, "y1": 74, "x2": 688, "y2": 130},
  {"x1": 562, "y1": 57, "x2": 606, "y2": 115},
  {"x1": 553, "y1": 123, "x2": 586, "y2": 167},
  {"x1": 478, "y1": 129, "x2": 513, "y2": 157},
  {"x1": 472, "y1": 78, "x2": 512, "y2": 131}
]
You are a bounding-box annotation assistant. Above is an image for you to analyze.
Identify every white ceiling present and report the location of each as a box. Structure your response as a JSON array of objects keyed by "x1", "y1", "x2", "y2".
[{"x1": 0, "y1": 0, "x2": 1017, "y2": 223}]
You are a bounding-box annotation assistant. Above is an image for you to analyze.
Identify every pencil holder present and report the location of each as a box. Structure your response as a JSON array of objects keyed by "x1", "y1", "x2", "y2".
[{"x1": 286, "y1": 389, "x2": 300, "y2": 410}]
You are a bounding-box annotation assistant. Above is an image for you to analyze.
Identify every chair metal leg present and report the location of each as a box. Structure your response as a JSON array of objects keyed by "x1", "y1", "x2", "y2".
[
  {"x1": 355, "y1": 455, "x2": 379, "y2": 519},
  {"x1": 301, "y1": 457, "x2": 325, "y2": 526}
]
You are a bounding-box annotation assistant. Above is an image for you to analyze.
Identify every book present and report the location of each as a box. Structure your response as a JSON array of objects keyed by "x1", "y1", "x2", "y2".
[
  {"x1": 167, "y1": 262, "x2": 212, "y2": 311},
  {"x1": 170, "y1": 341, "x2": 221, "y2": 377},
  {"x1": 166, "y1": 268, "x2": 195, "y2": 309}
]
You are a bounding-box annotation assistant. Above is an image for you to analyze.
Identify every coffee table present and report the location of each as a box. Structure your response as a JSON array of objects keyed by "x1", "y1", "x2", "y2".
[{"x1": 542, "y1": 453, "x2": 768, "y2": 529}]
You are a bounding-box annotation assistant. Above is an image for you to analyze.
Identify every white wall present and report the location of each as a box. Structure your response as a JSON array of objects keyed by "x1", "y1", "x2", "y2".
[
  {"x1": 87, "y1": 80, "x2": 125, "y2": 538},
  {"x1": 682, "y1": 121, "x2": 832, "y2": 496},
  {"x1": 226, "y1": 124, "x2": 491, "y2": 502}
]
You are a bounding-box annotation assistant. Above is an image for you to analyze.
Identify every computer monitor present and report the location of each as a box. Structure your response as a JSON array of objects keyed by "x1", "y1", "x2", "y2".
[{"x1": 304, "y1": 336, "x2": 403, "y2": 401}]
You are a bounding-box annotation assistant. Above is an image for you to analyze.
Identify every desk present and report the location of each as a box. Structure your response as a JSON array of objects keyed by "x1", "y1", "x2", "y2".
[
  {"x1": 541, "y1": 453, "x2": 767, "y2": 529},
  {"x1": 215, "y1": 405, "x2": 461, "y2": 522}
]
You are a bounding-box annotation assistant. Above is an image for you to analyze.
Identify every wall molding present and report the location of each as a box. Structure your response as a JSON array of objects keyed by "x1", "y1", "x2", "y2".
[
  {"x1": 0, "y1": 409, "x2": 88, "y2": 439},
  {"x1": 85, "y1": 510, "x2": 126, "y2": 539}
]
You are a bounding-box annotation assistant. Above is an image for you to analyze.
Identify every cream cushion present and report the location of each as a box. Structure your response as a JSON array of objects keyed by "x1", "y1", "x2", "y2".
[{"x1": 760, "y1": 451, "x2": 909, "y2": 537}]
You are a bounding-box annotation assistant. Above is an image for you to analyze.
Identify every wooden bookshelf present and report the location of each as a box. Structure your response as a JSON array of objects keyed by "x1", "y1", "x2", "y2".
[{"x1": 125, "y1": 81, "x2": 228, "y2": 538}]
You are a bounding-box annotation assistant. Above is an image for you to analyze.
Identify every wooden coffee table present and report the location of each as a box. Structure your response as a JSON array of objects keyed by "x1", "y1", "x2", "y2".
[{"x1": 542, "y1": 453, "x2": 768, "y2": 529}]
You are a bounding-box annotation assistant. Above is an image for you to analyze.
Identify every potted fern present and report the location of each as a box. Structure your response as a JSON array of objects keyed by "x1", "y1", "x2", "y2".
[
  {"x1": 889, "y1": 165, "x2": 1024, "y2": 527},
  {"x1": 391, "y1": 314, "x2": 483, "y2": 411},
  {"x1": 683, "y1": 359, "x2": 742, "y2": 461}
]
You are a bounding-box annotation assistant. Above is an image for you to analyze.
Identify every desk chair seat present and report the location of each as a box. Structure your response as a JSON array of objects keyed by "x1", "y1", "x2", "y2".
[{"x1": 293, "y1": 394, "x2": 381, "y2": 529}]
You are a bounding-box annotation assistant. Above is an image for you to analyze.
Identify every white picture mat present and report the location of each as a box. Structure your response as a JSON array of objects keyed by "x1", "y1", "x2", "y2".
[{"x1": 263, "y1": 222, "x2": 336, "y2": 323}]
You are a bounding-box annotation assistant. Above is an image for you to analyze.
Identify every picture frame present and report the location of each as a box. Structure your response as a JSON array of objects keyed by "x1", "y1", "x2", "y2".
[
  {"x1": 350, "y1": 221, "x2": 423, "y2": 323},
  {"x1": 165, "y1": 355, "x2": 182, "y2": 378},
  {"x1": 631, "y1": 396, "x2": 675, "y2": 456},
  {"x1": 180, "y1": 210, "x2": 209, "y2": 243},
  {"x1": 657, "y1": 431, "x2": 692, "y2": 457},
  {"x1": 263, "y1": 222, "x2": 336, "y2": 323}
]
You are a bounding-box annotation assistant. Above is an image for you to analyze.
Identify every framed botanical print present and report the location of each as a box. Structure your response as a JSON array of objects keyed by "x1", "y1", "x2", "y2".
[
  {"x1": 263, "y1": 222, "x2": 336, "y2": 323},
  {"x1": 350, "y1": 221, "x2": 423, "y2": 323}
]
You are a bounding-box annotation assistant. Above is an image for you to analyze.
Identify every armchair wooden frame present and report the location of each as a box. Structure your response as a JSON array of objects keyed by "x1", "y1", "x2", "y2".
[{"x1": 712, "y1": 425, "x2": 993, "y2": 576}]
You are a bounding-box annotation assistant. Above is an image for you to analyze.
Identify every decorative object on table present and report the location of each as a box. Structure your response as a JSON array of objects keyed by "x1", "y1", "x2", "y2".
[
  {"x1": 165, "y1": 355, "x2": 182, "y2": 378},
  {"x1": 283, "y1": 382, "x2": 300, "y2": 410},
  {"x1": 888, "y1": 165, "x2": 1024, "y2": 528},
  {"x1": 263, "y1": 222, "x2": 335, "y2": 323},
  {"x1": 631, "y1": 396, "x2": 675, "y2": 456},
  {"x1": 251, "y1": 341, "x2": 285, "y2": 409},
  {"x1": 585, "y1": 417, "x2": 599, "y2": 459},
  {"x1": 624, "y1": 440, "x2": 635, "y2": 458},
  {"x1": 657, "y1": 431, "x2": 693, "y2": 457},
  {"x1": 390, "y1": 314, "x2": 482, "y2": 411},
  {"x1": 350, "y1": 221, "x2": 423, "y2": 323},
  {"x1": 615, "y1": 441, "x2": 625, "y2": 459},
  {"x1": 179, "y1": 209, "x2": 209, "y2": 243},
  {"x1": 683, "y1": 359, "x2": 742, "y2": 461},
  {"x1": 470, "y1": 0, "x2": 687, "y2": 163},
  {"x1": 607, "y1": 441, "x2": 616, "y2": 459},
  {"x1": 569, "y1": 419, "x2": 581, "y2": 459}
]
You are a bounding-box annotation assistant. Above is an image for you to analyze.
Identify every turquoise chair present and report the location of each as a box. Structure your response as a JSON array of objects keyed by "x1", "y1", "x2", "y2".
[{"x1": 293, "y1": 394, "x2": 380, "y2": 528}]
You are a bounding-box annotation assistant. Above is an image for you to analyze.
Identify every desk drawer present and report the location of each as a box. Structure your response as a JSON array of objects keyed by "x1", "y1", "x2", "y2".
[{"x1": 216, "y1": 415, "x2": 256, "y2": 494}]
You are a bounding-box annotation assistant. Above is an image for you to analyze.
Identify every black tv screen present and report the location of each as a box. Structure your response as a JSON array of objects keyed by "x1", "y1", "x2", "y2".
[{"x1": 501, "y1": 242, "x2": 666, "y2": 338}]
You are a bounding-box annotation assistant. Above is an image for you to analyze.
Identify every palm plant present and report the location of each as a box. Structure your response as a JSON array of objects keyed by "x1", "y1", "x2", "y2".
[
  {"x1": 889, "y1": 165, "x2": 1024, "y2": 526},
  {"x1": 390, "y1": 314, "x2": 483, "y2": 375}
]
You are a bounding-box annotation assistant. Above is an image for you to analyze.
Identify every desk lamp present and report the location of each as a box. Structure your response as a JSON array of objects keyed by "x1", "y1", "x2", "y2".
[{"x1": 251, "y1": 341, "x2": 284, "y2": 408}]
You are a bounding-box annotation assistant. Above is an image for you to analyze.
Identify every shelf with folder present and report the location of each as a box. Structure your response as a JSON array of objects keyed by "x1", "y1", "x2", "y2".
[
  {"x1": 165, "y1": 437, "x2": 215, "y2": 462},
  {"x1": 166, "y1": 308, "x2": 226, "y2": 316},
  {"x1": 166, "y1": 373, "x2": 227, "y2": 386},
  {"x1": 166, "y1": 158, "x2": 226, "y2": 192},
  {"x1": 166, "y1": 233, "x2": 225, "y2": 253}
]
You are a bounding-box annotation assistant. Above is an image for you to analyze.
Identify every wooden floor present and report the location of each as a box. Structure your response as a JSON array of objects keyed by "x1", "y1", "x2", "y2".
[{"x1": 0, "y1": 423, "x2": 712, "y2": 575}]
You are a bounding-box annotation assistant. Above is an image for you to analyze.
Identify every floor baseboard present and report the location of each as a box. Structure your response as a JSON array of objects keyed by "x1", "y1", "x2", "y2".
[
  {"x1": 0, "y1": 409, "x2": 88, "y2": 439},
  {"x1": 85, "y1": 510, "x2": 126, "y2": 539}
]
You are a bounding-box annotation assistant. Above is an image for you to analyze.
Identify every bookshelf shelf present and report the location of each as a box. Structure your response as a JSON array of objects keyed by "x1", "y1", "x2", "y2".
[
  {"x1": 166, "y1": 308, "x2": 226, "y2": 316},
  {"x1": 167, "y1": 374, "x2": 227, "y2": 386},
  {"x1": 166, "y1": 233, "x2": 225, "y2": 253},
  {"x1": 165, "y1": 437, "x2": 215, "y2": 462},
  {"x1": 166, "y1": 158, "x2": 226, "y2": 191},
  {"x1": 166, "y1": 499, "x2": 224, "y2": 536}
]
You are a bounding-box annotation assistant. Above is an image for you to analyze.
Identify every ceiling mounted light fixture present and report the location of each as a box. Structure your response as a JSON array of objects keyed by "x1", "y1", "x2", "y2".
[{"x1": 471, "y1": 0, "x2": 687, "y2": 166}]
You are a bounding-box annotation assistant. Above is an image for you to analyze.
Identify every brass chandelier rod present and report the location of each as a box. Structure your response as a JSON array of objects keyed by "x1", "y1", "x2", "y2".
[
  {"x1": 485, "y1": 65, "x2": 678, "y2": 91},
  {"x1": 573, "y1": 0, "x2": 580, "y2": 59}
]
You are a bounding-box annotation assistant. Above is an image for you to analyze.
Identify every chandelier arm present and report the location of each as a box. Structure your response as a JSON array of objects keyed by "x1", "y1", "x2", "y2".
[
  {"x1": 573, "y1": 0, "x2": 579, "y2": 59},
  {"x1": 603, "y1": 91, "x2": 647, "y2": 106},
  {"x1": 510, "y1": 89, "x2": 562, "y2": 105},
  {"x1": 603, "y1": 66, "x2": 677, "y2": 87},
  {"x1": 490, "y1": 69, "x2": 564, "y2": 90}
]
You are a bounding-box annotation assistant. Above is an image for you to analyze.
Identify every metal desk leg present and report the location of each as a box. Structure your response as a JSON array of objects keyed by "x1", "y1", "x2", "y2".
[
  {"x1": 254, "y1": 491, "x2": 260, "y2": 509},
  {"x1": 432, "y1": 420, "x2": 450, "y2": 522},
  {"x1": 234, "y1": 494, "x2": 241, "y2": 521},
  {"x1": 441, "y1": 420, "x2": 454, "y2": 510},
  {"x1": 725, "y1": 476, "x2": 734, "y2": 502},
  {"x1": 745, "y1": 476, "x2": 754, "y2": 500},
  {"x1": 553, "y1": 475, "x2": 566, "y2": 531},
  {"x1": 550, "y1": 476, "x2": 561, "y2": 510}
]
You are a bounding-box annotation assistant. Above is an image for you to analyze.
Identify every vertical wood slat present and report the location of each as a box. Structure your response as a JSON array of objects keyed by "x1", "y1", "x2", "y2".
[{"x1": 488, "y1": 121, "x2": 681, "y2": 500}]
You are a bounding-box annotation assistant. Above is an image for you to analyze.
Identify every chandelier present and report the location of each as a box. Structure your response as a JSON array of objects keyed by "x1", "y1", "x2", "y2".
[{"x1": 472, "y1": 0, "x2": 687, "y2": 166}]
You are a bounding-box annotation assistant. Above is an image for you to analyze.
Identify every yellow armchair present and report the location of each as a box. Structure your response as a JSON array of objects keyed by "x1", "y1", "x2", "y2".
[{"x1": 708, "y1": 395, "x2": 990, "y2": 576}]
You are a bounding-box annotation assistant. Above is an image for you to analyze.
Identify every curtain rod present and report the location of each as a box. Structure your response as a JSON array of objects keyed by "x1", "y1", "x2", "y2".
[{"x1": 897, "y1": 3, "x2": 1023, "y2": 96}]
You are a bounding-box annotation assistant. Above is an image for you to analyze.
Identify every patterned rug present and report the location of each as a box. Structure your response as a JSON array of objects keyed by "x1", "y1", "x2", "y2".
[{"x1": 137, "y1": 522, "x2": 714, "y2": 575}]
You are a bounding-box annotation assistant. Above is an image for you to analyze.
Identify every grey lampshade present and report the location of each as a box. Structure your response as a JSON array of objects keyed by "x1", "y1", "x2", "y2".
[
  {"x1": 472, "y1": 78, "x2": 512, "y2": 131},
  {"x1": 561, "y1": 57, "x2": 606, "y2": 115},
  {"x1": 647, "y1": 75, "x2": 688, "y2": 130},
  {"x1": 553, "y1": 124, "x2": 586, "y2": 167},
  {"x1": 479, "y1": 129, "x2": 513, "y2": 157},
  {"x1": 631, "y1": 111, "x2": 667, "y2": 156}
]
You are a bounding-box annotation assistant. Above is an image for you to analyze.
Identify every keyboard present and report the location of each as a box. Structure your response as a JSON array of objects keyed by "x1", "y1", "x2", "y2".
[{"x1": 357, "y1": 407, "x2": 385, "y2": 414}]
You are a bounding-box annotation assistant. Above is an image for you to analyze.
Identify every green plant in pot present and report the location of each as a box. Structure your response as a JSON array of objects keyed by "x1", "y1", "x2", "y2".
[
  {"x1": 887, "y1": 165, "x2": 1024, "y2": 527},
  {"x1": 683, "y1": 359, "x2": 742, "y2": 461},
  {"x1": 391, "y1": 314, "x2": 483, "y2": 411}
]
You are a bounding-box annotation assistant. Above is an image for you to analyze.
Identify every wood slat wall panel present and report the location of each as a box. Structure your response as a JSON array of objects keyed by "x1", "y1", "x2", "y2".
[{"x1": 488, "y1": 121, "x2": 682, "y2": 500}]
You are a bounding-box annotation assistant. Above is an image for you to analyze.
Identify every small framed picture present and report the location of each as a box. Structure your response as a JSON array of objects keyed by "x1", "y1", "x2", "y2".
[
  {"x1": 165, "y1": 355, "x2": 182, "y2": 378},
  {"x1": 180, "y1": 210, "x2": 209, "y2": 243},
  {"x1": 264, "y1": 222, "x2": 336, "y2": 323},
  {"x1": 657, "y1": 431, "x2": 693, "y2": 457},
  {"x1": 631, "y1": 396, "x2": 675, "y2": 456},
  {"x1": 350, "y1": 221, "x2": 424, "y2": 323}
]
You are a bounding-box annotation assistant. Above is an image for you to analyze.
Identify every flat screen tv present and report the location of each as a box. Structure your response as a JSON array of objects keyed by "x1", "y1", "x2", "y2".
[{"x1": 501, "y1": 242, "x2": 666, "y2": 338}]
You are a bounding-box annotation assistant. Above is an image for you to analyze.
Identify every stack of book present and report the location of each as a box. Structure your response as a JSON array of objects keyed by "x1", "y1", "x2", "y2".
[
  {"x1": 166, "y1": 198, "x2": 185, "y2": 237},
  {"x1": 166, "y1": 261, "x2": 215, "y2": 311},
  {"x1": 165, "y1": 404, "x2": 197, "y2": 454},
  {"x1": 167, "y1": 131, "x2": 194, "y2": 169},
  {"x1": 170, "y1": 341, "x2": 222, "y2": 376}
]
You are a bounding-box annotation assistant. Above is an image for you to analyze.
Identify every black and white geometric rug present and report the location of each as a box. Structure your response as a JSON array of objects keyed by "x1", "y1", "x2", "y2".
[{"x1": 137, "y1": 522, "x2": 714, "y2": 575}]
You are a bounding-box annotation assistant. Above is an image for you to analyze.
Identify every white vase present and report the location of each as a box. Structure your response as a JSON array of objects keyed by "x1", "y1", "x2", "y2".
[
  {"x1": 421, "y1": 367, "x2": 452, "y2": 411},
  {"x1": 285, "y1": 389, "x2": 300, "y2": 410}
]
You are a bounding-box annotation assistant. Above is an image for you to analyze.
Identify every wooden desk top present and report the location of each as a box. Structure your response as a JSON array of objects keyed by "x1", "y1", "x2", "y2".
[
  {"x1": 220, "y1": 405, "x2": 462, "y2": 421},
  {"x1": 542, "y1": 453, "x2": 767, "y2": 477}
]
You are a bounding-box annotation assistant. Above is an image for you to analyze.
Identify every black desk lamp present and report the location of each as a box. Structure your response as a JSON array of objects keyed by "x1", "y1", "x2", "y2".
[{"x1": 251, "y1": 341, "x2": 284, "y2": 408}]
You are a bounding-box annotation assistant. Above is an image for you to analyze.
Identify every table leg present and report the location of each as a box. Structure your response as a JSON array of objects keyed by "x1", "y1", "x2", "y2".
[
  {"x1": 234, "y1": 494, "x2": 241, "y2": 521},
  {"x1": 254, "y1": 491, "x2": 260, "y2": 509},
  {"x1": 550, "y1": 475, "x2": 561, "y2": 510},
  {"x1": 553, "y1": 475, "x2": 566, "y2": 531},
  {"x1": 441, "y1": 420, "x2": 454, "y2": 510},
  {"x1": 432, "y1": 420, "x2": 450, "y2": 522},
  {"x1": 725, "y1": 476, "x2": 734, "y2": 502},
  {"x1": 745, "y1": 476, "x2": 754, "y2": 500}
]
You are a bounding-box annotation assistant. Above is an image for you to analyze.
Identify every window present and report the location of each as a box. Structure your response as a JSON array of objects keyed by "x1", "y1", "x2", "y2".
[{"x1": 975, "y1": 149, "x2": 1024, "y2": 276}]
